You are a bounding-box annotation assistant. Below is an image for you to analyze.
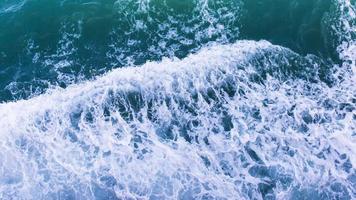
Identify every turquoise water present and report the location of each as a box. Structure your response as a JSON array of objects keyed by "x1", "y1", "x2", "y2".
[
  {"x1": 0, "y1": 0, "x2": 355, "y2": 199},
  {"x1": 0, "y1": 0, "x2": 347, "y2": 101}
]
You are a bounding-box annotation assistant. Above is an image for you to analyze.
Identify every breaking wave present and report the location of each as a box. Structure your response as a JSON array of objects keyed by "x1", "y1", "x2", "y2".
[{"x1": 0, "y1": 0, "x2": 355, "y2": 199}]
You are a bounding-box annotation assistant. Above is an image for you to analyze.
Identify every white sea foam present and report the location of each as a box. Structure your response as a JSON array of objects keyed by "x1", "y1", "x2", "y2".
[
  {"x1": 0, "y1": 0, "x2": 27, "y2": 14},
  {"x1": 334, "y1": 0, "x2": 356, "y2": 66},
  {"x1": 0, "y1": 39, "x2": 355, "y2": 199}
]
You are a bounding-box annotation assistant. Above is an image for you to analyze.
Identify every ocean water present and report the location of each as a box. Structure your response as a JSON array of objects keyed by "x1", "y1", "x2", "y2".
[{"x1": 0, "y1": 0, "x2": 355, "y2": 199}]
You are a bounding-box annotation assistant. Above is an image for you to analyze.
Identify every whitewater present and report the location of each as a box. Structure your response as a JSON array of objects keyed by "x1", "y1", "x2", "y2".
[{"x1": 0, "y1": 0, "x2": 355, "y2": 199}]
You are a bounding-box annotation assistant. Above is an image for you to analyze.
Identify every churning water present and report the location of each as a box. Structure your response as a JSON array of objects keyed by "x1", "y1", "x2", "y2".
[{"x1": 0, "y1": 0, "x2": 355, "y2": 199}]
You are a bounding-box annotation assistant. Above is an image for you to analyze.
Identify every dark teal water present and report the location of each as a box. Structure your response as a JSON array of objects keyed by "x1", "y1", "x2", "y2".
[
  {"x1": 0, "y1": 0, "x2": 350, "y2": 101},
  {"x1": 0, "y1": 0, "x2": 355, "y2": 200}
]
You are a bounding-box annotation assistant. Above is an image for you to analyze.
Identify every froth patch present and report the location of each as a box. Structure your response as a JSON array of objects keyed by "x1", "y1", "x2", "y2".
[{"x1": 0, "y1": 40, "x2": 355, "y2": 199}]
